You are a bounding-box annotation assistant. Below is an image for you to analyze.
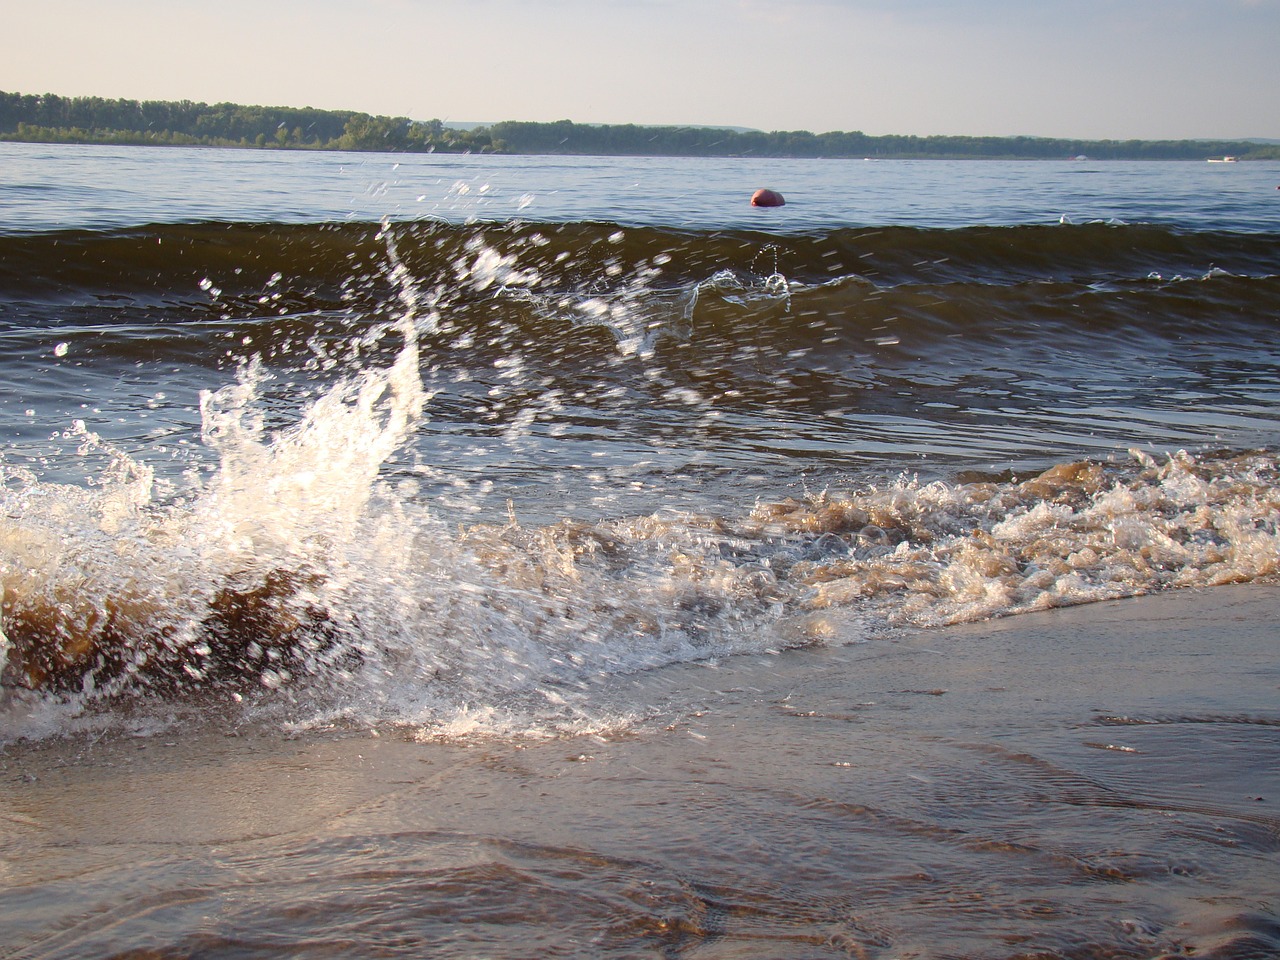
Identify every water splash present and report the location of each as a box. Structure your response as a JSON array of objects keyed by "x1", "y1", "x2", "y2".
[{"x1": 0, "y1": 229, "x2": 803, "y2": 738}]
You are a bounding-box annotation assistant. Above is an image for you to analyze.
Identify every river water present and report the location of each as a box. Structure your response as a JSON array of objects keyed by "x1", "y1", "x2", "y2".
[{"x1": 1, "y1": 143, "x2": 1278, "y2": 958}]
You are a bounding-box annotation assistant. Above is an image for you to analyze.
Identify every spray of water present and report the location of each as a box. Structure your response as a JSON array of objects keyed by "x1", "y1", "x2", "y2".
[{"x1": 0, "y1": 227, "x2": 808, "y2": 739}]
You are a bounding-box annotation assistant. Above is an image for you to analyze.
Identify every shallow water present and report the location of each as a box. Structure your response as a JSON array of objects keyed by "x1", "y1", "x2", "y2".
[{"x1": 3, "y1": 587, "x2": 1278, "y2": 959}]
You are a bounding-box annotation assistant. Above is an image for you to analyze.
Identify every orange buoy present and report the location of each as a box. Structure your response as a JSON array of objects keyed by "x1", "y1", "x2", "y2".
[{"x1": 751, "y1": 188, "x2": 785, "y2": 207}]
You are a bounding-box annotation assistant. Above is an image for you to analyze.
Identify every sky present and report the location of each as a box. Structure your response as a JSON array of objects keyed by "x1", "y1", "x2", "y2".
[{"x1": 3, "y1": 0, "x2": 1277, "y2": 141}]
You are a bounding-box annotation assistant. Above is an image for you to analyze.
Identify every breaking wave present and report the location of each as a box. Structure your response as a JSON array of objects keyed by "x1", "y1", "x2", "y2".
[{"x1": 2, "y1": 219, "x2": 1279, "y2": 742}]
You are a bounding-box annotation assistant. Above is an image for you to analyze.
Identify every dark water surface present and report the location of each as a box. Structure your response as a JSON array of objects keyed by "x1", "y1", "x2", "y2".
[{"x1": 1, "y1": 143, "x2": 1278, "y2": 958}]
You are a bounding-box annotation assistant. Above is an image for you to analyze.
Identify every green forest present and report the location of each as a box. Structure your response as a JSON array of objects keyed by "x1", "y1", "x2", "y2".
[{"x1": 3, "y1": 91, "x2": 1276, "y2": 160}]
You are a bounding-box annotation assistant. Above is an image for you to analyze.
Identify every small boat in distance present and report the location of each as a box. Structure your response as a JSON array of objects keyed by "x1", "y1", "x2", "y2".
[{"x1": 1207, "y1": 156, "x2": 1240, "y2": 162}]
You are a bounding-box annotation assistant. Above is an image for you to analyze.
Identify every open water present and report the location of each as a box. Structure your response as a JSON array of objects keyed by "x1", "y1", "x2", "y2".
[{"x1": 1, "y1": 143, "x2": 1278, "y2": 958}]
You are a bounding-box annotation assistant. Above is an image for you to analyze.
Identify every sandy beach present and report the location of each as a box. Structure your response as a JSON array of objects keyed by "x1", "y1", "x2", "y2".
[{"x1": 2, "y1": 583, "x2": 1277, "y2": 958}]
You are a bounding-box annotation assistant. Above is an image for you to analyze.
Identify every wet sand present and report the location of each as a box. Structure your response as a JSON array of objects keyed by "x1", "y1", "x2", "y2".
[{"x1": 2, "y1": 584, "x2": 1278, "y2": 958}]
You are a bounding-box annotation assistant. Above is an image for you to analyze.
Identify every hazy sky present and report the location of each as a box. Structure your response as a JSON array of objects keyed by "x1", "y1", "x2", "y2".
[{"x1": 4, "y1": 0, "x2": 1277, "y2": 140}]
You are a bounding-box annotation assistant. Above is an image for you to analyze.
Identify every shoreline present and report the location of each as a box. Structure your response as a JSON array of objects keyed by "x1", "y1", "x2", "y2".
[
  {"x1": 3, "y1": 583, "x2": 1277, "y2": 957},
  {"x1": 4, "y1": 135, "x2": 1277, "y2": 161}
]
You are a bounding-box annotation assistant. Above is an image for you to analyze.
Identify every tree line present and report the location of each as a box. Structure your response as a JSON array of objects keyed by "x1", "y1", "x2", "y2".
[
  {"x1": 485, "y1": 119, "x2": 1278, "y2": 160},
  {"x1": 0, "y1": 92, "x2": 496, "y2": 152},
  {"x1": 3, "y1": 92, "x2": 1276, "y2": 160}
]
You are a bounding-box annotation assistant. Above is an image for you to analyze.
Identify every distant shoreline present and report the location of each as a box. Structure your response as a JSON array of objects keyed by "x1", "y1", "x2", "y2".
[
  {"x1": 3, "y1": 91, "x2": 1277, "y2": 161},
  {"x1": 4, "y1": 136, "x2": 1271, "y2": 163}
]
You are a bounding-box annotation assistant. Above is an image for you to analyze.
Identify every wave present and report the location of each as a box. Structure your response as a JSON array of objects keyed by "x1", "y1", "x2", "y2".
[
  {"x1": 3, "y1": 217, "x2": 1278, "y2": 300},
  {"x1": 4, "y1": 214, "x2": 1274, "y2": 513},
  {"x1": 3, "y1": 305, "x2": 1277, "y2": 737},
  {"x1": 2, "y1": 219, "x2": 1277, "y2": 371},
  {"x1": 4, "y1": 434, "x2": 1277, "y2": 737},
  {"x1": 3, "y1": 218, "x2": 1279, "y2": 742}
]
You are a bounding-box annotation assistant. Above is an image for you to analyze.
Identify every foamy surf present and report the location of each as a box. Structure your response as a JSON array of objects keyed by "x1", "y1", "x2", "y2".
[{"x1": 4, "y1": 377, "x2": 1277, "y2": 743}]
